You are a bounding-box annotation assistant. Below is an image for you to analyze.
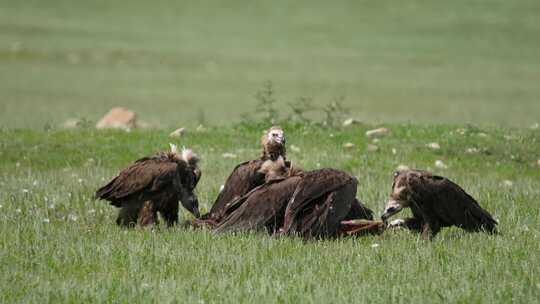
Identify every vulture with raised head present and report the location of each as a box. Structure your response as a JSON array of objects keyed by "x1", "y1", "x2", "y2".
[
  {"x1": 381, "y1": 169, "x2": 498, "y2": 240},
  {"x1": 96, "y1": 144, "x2": 201, "y2": 227},
  {"x1": 203, "y1": 126, "x2": 298, "y2": 222},
  {"x1": 213, "y1": 161, "x2": 377, "y2": 239}
]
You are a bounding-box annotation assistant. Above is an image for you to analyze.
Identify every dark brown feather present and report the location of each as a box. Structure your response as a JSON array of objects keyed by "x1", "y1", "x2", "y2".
[
  {"x1": 95, "y1": 155, "x2": 179, "y2": 207},
  {"x1": 385, "y1": 170, "x2": 498, "y2": 239},
  {"x1": 214, "y1": 176, "x2": 302, "y2": 234},
  {"x1": 281, "y1": 168, "x2": 358, "y2": 235},
  {"x1": 96, "y1": 151, "x2": 200, "y2": 226},
  {"x1": 203, "y1": 160, "x2": 266, "y2": 221}
]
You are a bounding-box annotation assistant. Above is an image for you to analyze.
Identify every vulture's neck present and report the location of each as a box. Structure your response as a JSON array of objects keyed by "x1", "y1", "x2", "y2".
[{"x1": 261, "y1": 143, "x2": 286, "y2": 161}]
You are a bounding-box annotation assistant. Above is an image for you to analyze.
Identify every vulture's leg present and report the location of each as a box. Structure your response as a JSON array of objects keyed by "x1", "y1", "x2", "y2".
[
  {"x1": 137, "y1": 201, "x2": 158, "y2": 227},
  {"x1": 116, "y1": 205, "x2": 139, "y2": 227},
  {"x1": 160, "y1": 200, "x2": 179, "y2": 227},
  {"x1": 421, "y1": 220, "x2": 441, "y2": 240}
]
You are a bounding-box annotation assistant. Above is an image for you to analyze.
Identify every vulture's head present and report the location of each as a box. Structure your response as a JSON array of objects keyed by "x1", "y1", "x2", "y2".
[
  {"x1": 261, "y1": 126, "x2": 286, "y2": 160},
  {"x1": 381, "y1": 170, "x2": 421, "y2": 222},
  {"x1": 170, "y1": 144, "x2": 202, "y2": 218}
]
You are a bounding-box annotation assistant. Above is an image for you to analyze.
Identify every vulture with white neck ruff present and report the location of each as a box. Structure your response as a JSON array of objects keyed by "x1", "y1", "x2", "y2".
[
  {"x1": 96, "y1": 144, "x2": 201, "y2": 227},
  {"x1": 202, "y1": 126, "x2": 299, "y2": 223},
  {"x1": 381, "y1": 169, "x2": 498, "y2": 240}
]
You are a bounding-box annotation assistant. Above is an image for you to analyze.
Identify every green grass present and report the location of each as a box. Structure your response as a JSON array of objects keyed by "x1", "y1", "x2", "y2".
[
  {"x1": 1, "y1": 124, "x2": 539, "y2": 303},
  {"x1": 1, "y1": 0, "x2": 540, "y2": 128}
]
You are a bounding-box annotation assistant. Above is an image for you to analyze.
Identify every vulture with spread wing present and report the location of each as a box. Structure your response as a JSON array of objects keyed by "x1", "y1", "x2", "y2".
[
  {"x1": 213, "y1": 163, "x2": 377, "y2": 239},
  {"x1": 202, "y1": 126, "x2": 298, "y2": 222},
  {"x1": 96, "y1": 145, "x2": 201, "y2": 227},
  {"x1": 381, "y1": 169, "x2": 498, "y2": 240}
]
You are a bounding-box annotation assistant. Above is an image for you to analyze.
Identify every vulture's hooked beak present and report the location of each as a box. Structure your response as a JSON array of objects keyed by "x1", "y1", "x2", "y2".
[
  {"x1": 192, "y1": 206, "x2": 201, "y2": 219},
  {"x1": 381, "y1": 200, "x2": 404, "y2": 222}
]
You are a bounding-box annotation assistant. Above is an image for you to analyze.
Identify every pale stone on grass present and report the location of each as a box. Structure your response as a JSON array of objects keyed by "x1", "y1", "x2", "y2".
[
  {"x1": 396, "y1": 165, "x2": 410, "y2": 171},
  {"x1": 169, "y1": 128, "x2": 186, "y2": 138},
  {"x1": 96, "y1": 107, "x2": 137, "y2": 130},
  {"x1": 196, "y1": 125, "x2": 207, "y2": 132},
  {"x1": 367, "y1": 144, "x2": 378, "y2": 152},
  {"x1": 343, "y1": 118, "x2": 361, "y2": 127},
  {"x1": 502, "y1": 180, "x2": 514, "y2": 187},
  {"x1": 343, "y1": 142, "x2": 356, "y2": 149},
  {"x1": 465, "y1": 147, "x2": 480, "y2": 154},
  {"x1": 435, "y1": 160, "x2": 448, "y2": 169},
  {"x1": 366, "y1": 127, "x2": 389, "y2": 139},
  {"x1": 427, "y1": 142, "x2": 441, "y2": 150},
  {"x1": 222, "y1": 153, "x2": 237, "y2": 159},
  {"x1": 61, "y1": 118, "x2": 83, "y2": 129}
]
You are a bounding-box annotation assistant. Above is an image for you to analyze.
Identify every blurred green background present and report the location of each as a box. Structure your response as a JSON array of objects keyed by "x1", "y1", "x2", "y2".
[{"x1": 1, "y1": 0, "x2": 539, "y2": 128}]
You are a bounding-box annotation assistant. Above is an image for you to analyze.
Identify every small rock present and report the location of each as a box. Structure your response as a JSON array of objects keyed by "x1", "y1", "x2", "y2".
[
  {"x1": 427, "y1": 142, "x2": 441, "y2": 150},
  {"x1": 222, "y1": 153, "x2": 237, "y2": 159},
  {"x1": 290, "y1": 145, "x2": 301, "y2": 153},
  {"x1": 196, "y1": 125, "x2": 207, "y2": 132},
  {"x1": 343, "y1": 142, "x2": 356, "y2": 149},
  {"x1": 396, "y1": 165, "x2": 410, "y2": 171},
  {"x1": 367, "y1": 144, "x2": 378, "y2": 152},
  {"x1": 366, "y1": 127, "x2": 389, "y2": 139},
  {"x1": 536, "y1": 159, "x2": 540, "y2": 167},
  {"x1": 169, "y1": 128, "x2": 186, "y2": 138},
  {"x1": 61, "y1": 118, "x2": 83, "y2": 129},
  {"x1": 530, "y1": 123, "x2": 539, "y2": 130},
  {"x1": 434, "y1": 160, "x2": 448, "y2": 169},
  {"x1": 343, "y1": 118, "x2": 361, "y2": 127},
  {"x1": 96, "y1": 107, "x2": 137, "y2": 130},
  {"x1": 455, "y1": 128, "x2": 467, "y2": 135},
  {"x1": 465, "y1": 147, "x2": 480, "y2": 154},
  {"x1": 502, "y1": 180, "x2": 513, "y2": 187}
]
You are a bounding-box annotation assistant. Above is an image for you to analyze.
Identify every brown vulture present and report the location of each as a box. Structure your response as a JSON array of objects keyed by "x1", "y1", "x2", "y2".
[
  {"x1": 202, "y1": 126, "x2": 295, "y2": 222},
  {"x1": 95, "y1": 144, "x2": 201, "y2": 227},
  {"x1": 381, "y1": 169, "x2": 498, "y2": 240},
  {"x1": 212, "y1": 163, "x2": 377, "y2": 239}
]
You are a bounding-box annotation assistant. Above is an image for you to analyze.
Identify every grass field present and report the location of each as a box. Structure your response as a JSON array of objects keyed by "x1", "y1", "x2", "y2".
[
  {"x1": 1, "y1": 0, "x2": 540, "y2": 128},
  {"x1": 1, "y1": 0, "x2": 540, "y2": 302},
  {"x1": 1, "y1": 124, "x2": 539, "y2": 303}
]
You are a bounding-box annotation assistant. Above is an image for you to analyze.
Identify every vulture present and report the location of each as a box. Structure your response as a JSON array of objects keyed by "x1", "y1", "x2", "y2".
[
  {"x1": 381, "y1": 169, "x2": 498, "y2": 240},
  {"x1": 212, "y1": 161, "x2": 377, "y2": 239},
  {"x1": 96, "y1": 144, "x2": 201, "y2": 227},
  {"x1": 202, "y1": 126, "x2": 297, "y2": 222}
]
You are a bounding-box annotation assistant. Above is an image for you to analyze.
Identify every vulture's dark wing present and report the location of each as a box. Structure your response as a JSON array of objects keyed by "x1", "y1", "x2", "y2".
[
  {"x1": 96, "y1": 158, "x2": 177, "y2": 207},
  {"x1": 281, "y1": 168, "x2": 358, "y2": 237},
  {"x1": 415, "y1": 174, "x2": 498, "y2": 233},
  {"x1": 344, "y1": 199, "x2": 374, "y2": 221},
  {"x1": 214, "y1": 176, "x2": 302, "y2": 234},
  {"x1": 205, "y1": 160, "x2": 265, "y2": 220}
]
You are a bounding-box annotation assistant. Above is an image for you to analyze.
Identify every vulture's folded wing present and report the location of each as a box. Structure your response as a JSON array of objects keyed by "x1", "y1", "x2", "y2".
[
  {"x1": 428, "y1": 177, "x2": 498, "y2": 232},
  {"x1": 95, "y1": 158, "x2": 177, "y2": 205},
  {"x1": 282, "y1": 168, "x2": 358, "y2": 234},
  {"x1": 214, "y1": 176, "x2": 301, "y2": 234},
  {"x1": 206, "y1": 160, "x2": 265, "y2": 219}
]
